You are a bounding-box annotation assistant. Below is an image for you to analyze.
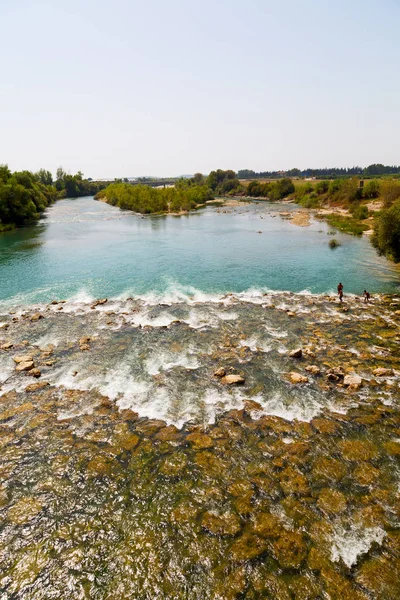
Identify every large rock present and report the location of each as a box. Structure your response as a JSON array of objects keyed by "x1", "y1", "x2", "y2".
[
  {"x1": 289, "y1": 348, "x2": 302, "y2": 358},
  {"x1": 1, "y1": 342, "x2": 13, "y2": 350},
  {"x1": 15, "y1": 360, "x2": 35, "y2": 372},
  {"x1": 343, "y1": 374, "x2": 363, "y2": 389},
  {"x1": 13, "y1": 354, "x2": 34, "y2": 364},
  {"x1": 288, "y1": 372, "x2": 308, "y2": 384},
  {"x1": 30, "y1": 313, "x2": 44, "y2": 321},
  {"x1": 220, "y1": 374, "x2": 245, "y2": 385},
  {"x1": 373, "y1": 367, "x2": 394, "y2": 377}
]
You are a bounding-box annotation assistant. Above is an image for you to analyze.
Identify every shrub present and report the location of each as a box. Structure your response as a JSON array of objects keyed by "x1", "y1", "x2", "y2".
[
  {"x1": 363, "y1": 180, "x2": 380, "y2": 199},
  {"x1": 315, "y1": 180, "x2": 329, "y2": 195},
  {"x1": 380, "y1": 180, "x2": 400, "y2": 208},
  {"x1": 372, "y1": 199, "x2": 400, "y2": 262},
  {"x1": 351, "y1": 204, "x2": 369, "y2": 220}
]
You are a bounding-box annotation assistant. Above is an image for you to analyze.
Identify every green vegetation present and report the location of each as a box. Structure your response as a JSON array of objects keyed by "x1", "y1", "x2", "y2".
[
  {"x1": 0, "y1": 164, "x2": 107, "y2": 232},
  {"x1": 321, "y1": 214, "x2": 369, "y2": 236},
  {"x1": 95, "y1": 181, "x2": 213, "y2": 214},
  {"x1": 0, "y1": 165, "x2": 57, "y2": 229},
  {"x1": 205, "y1": 169, "x2": 242, "y2": 195},
  {"x1": 372, "y1": 199, "x2": 400, "y2": 262},
  {"x1": 54, "y1": 167, "x2": 106, "y2": 198},
  {"x1": 246, "y1": 178, "x2": 295, "y2": 200}
]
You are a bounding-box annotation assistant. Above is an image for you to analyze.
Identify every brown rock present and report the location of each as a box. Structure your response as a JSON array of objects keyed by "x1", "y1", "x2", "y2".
[
  {"x1": 220, "y1": 374, "x2": 245, "y2": 385},
  {"x1": 186, "y1": 431, "x2": 213, "y2": 449},
  {"x1": 27, "y1": 368, "x2": 41, "y2": 378},
  {"x1": 229, "y1": 533, "x2": 268, "y2": 562},
  {"x1": 201, "y1": 511, "x2": 241, "y2": 536},
  {"x1": 13, "y1": 354, "x2": 34, "y2": 364},
  {"x1": 305, "y1": 365, "x2": 320, "y2": 375},
  {"x1": 30, "y1": 313, "x2": 44, "y2": 321},
  {"x1": 289, "y1": 348, "x2": 303, "y2": 358},
  {"x1": 317, "y1": 489, "x2": 347, "y2": 514},
  {"x1": 373, "y1": 367, "x2": 394, "y2": 377},
  {"x1": 15, "y1": 360, "x2": 35, "y2": 372},
  {"x1": 343, "y1": 374, "x2": 363, "y2": 389},
  {"x1": 214, "y1": 367, "x2": 226, "y2": 377},
  {"x1": 1, "y1": 342, "x2": 13, "y2": 350},
  {"x1": 288, "y1": 372, "x2": 308, "y2": 384},
  {"x1": 25, "y1": 381, "x2": 50, "y2": 393}
]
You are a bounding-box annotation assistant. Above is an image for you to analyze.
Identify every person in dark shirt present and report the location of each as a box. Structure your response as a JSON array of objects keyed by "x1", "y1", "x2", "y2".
[
  {"x1": 337, "y1": 282, "x2": 343, "y2": 303},
  {"x1": 363, "y1": 290, "x2": 370, "y2": 303}
]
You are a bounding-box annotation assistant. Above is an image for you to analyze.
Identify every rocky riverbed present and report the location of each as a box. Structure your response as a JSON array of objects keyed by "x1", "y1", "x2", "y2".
[{"x1": 0, "y1": 292, "x2": 399, "y2": 599}]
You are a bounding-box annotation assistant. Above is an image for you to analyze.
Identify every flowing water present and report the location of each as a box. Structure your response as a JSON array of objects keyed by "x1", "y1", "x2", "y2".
[
  {"x1": 0, "y1": 197, "x2": 399, "y2": 306},
  {"x1": 0, "y1": 198, "x2": 399, "y2": 599}
]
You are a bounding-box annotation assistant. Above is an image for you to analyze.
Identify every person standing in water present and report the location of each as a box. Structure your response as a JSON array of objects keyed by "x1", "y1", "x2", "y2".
[{"x1": 337, "y1": 282, "x2": 344, "y2": 303}]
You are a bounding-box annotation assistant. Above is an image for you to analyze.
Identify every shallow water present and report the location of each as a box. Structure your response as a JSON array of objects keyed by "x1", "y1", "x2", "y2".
[
  {"x1": 0, "y1": 197, "x2": 399, "y2": 308},
  {"x1": 1, "y1": 199, "x2": 400, "y2": 598},
  {"x1": 0, "y1": 294, "x2": 399, "y2": 598}
]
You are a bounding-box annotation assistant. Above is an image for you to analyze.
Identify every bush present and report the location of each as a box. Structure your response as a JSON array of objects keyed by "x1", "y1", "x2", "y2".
[
  {"x1": 96, "y1": 183, "x2": 213, "y2": 215},
  {"x1": 380, "y1": 180, "x2": 400, "y2": 208},
  {"x1": 372, "y1": 199, "x2": 400, "y2": 262},
  {"x1": 351, "y1": 204, "x2": 369, "y2": 220},
  {"x1": 315, "y1": 180, "x2": 329, "y2": 195},
  {"x1": 363, "y1": 180, "x2": 380, "y2": 199}
]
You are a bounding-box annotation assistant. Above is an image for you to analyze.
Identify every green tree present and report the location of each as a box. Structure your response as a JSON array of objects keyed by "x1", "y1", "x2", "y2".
[
  {"x1": 36, "y1": 169, "x2": 53, "y2": 185},
  {"x1": 372, "y1": 199, "x2": 400, "y2": 262}
]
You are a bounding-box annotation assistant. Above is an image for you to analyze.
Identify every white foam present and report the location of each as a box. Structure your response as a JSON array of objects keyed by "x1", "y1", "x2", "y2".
[
  {"x1": 145, "y1": 350, "x2": 199, "y2": 375},
  {"x1": 250, "y1": 392, "x2": 323, "y2": 422},
  {"x1": 331, "y1": 526, "x2": 386, "y2": 568},
  {"x1": 239, "y1": 337, "x2": 272, "y2": 353}
]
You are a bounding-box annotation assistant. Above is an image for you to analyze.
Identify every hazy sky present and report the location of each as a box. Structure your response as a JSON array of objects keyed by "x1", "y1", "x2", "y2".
[{"x1": 1, "y1": 0, "x2": 399, "y2": 178}]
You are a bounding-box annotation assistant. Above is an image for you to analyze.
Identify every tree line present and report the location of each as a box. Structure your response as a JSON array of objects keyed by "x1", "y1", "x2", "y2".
[
  {"x1": 0, "y1": 165, "x2": 106, "y2": 230},
  {"x1": 237, "y1": 164, "x2": 400, "y2": 180}
]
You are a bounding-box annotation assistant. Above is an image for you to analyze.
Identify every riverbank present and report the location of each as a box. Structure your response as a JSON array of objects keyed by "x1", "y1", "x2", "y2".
[{"x1": 0, "y1": 292, "x2": 399, "y2": 597}]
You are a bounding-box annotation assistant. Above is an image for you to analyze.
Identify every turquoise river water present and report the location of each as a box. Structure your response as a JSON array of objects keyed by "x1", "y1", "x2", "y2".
[{"x1": 0, "y1": 196, "x2": 399, "y2": 306}]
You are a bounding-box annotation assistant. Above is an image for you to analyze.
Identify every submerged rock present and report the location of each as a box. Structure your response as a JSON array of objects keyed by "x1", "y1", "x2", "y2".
[
  {"x1": 270, "y1": 530, "x2": 307, "y2": 569},
  {"x1": 25, "y1": 381, "x2": 50, "y2": 393},
  {"x1": 8, "y1": 497, "x2": 43, "y2": 524},
  {"x1": 186, "y1": 431, "x2": 213, "y2": 449},
  {"x1": 201, "y1": 511, "x2": 241, "y2": 536},
  {"x1": 373, "y1": 367, "x2": 394, "y2": 377},
  {"x1": 317, "y1": 489, "x2": 347, "y2": 515},
  {"x1": 229, "y1": 533, "x2": 268, "y2": 562}
]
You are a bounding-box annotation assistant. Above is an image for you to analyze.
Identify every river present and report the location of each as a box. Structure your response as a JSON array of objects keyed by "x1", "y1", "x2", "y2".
[
  {"x1": 0, "y1": 196, "x2": 399, "y2": 308},
  {"x1": 0, "y1": 198, "x2": 399, "y2": 599}
]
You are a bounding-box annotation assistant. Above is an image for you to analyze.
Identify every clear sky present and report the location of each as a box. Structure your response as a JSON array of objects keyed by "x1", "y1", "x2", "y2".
[{"x1": 1, "y1": 0, "x2": 399, "y2": 178}]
